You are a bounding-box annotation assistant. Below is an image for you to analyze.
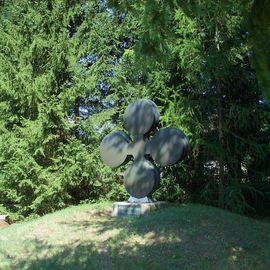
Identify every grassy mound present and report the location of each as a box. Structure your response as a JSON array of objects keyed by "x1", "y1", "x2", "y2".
[{"x1": 1, "y1": 202, "x2": 270, "y2": 270}]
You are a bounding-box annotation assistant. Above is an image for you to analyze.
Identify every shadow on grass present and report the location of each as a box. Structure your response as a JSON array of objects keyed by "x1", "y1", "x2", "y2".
[
  {"x1": 14, "y1": 240, "x2": 113, "y2": 270},
  {"x1": 6, "y1": 238, "x2": 195, "y2": 270},
  {"x1": 3, "y1": 206, "x2": 270, "y2": 270}
]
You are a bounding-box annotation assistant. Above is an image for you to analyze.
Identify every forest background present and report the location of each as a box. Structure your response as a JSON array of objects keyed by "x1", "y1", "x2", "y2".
[{"x1": 0, "y1": 0, "x2": 270, "y2": 221}]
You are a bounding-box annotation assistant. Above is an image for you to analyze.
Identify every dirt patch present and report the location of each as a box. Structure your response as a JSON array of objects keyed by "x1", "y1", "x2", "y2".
[{"x1": 0, "y1": 220, "x2": 9, "y2": 228}]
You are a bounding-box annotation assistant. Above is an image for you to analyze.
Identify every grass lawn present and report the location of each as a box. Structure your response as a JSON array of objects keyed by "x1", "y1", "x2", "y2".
[{"x1": 0, "y1": 202, "x2": 270, "y2": 270}]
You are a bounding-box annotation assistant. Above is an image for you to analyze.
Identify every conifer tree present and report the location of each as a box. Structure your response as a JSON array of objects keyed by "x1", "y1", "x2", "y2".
[
  {"x1": 0, "y1": 0, "x2": 142, "y2": 219},
  {"x1": 110, "y1": 0, "x2": 270, "y2": 214}
]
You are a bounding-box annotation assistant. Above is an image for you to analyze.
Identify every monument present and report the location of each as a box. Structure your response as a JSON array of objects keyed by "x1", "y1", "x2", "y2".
[{"x1": 100, "y1": 99, "x2": 188, "y2": 216}]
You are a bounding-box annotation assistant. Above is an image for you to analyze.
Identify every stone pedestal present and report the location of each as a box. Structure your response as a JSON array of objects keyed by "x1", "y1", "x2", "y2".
[{"x1": 112, "y1": 201, "x2": 168, "y2": 217}]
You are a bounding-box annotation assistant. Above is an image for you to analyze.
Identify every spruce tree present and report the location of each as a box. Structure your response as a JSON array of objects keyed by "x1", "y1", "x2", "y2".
[
  {"x1": 0, "y1": 0, "x2": 142, "y2": 219},
  {"x1": 110, "y1": 0, "x2": 270, "y2": 214}
]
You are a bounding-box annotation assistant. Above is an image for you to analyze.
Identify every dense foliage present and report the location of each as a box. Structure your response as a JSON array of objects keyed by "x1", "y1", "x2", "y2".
[
  {"x1": 0, "y1": 0, "x2": 269, "y2": 220},
  {"x1": 0, "y1": 0, "x2": 142, "y2": 220}
]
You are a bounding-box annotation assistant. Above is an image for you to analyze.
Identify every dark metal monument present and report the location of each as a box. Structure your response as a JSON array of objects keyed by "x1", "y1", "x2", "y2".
[{"x1": 100, "y1": 99, "x2": 188, "y2": 205}]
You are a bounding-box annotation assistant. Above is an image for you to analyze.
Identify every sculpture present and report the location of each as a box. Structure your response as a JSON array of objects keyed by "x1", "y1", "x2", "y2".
[{"x1": 100, "y1": 99, "x2": 188, "y2": 202}]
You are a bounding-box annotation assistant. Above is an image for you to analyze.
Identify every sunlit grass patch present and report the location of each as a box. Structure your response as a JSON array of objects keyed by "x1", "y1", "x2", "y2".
[{"x1": 1, "y1": 203, "x2": 270, "y2": 270}]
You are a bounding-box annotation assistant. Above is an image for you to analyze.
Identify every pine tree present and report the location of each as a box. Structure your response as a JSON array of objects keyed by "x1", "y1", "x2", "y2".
[
  {"x1": 0, "y1": 0, "x2": 142, "y2": 219},
  {"x1": 110, "y1": 0, "x2": 270, "y2": 214}
]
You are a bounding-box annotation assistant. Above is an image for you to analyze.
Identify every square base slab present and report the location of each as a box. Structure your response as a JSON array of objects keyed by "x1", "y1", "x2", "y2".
[{"x1": 112, "y1": 201, "x2": 168, "y2": 217}]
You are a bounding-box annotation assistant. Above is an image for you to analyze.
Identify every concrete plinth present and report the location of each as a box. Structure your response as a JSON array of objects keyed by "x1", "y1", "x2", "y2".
[{"x1": 112, "y1": 201, "x2": 168, "y2": 217}]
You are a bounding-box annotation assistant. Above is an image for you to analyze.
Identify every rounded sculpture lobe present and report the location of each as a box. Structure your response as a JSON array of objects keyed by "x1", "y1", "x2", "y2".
[
  {"x1": 123, "y1": 99, "x2": 159, "y2": 137},
  {"x1": 100, "y1": 131, "x2": 131, "y2": 168},
  {"x1": 148, "y1": 127, "x2": 188, "y2": 166},
  {"x1": 124, "y1": 160, "x2": 160, "y2": 198}
]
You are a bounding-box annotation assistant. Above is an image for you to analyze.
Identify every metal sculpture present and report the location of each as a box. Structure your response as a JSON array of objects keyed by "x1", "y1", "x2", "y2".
[{"x1": 100, "y1": 99, "x2": 188, "y2": 202}]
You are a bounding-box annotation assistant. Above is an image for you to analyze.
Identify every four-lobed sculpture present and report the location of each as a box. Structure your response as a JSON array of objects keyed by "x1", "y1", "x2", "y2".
[{"x1": 100, "y1": 99, "x2": 188, "y2": 202}]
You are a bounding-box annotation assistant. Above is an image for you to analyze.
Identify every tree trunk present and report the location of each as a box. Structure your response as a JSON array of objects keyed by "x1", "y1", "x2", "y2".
[{"x1": 218, "y1": 88, "x2": 225, "y2": 208}]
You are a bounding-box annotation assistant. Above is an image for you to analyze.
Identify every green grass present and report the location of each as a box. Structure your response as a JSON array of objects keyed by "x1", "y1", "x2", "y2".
[{"x1": 1, "y1": 202, "x2": 270, "y2": 270}]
